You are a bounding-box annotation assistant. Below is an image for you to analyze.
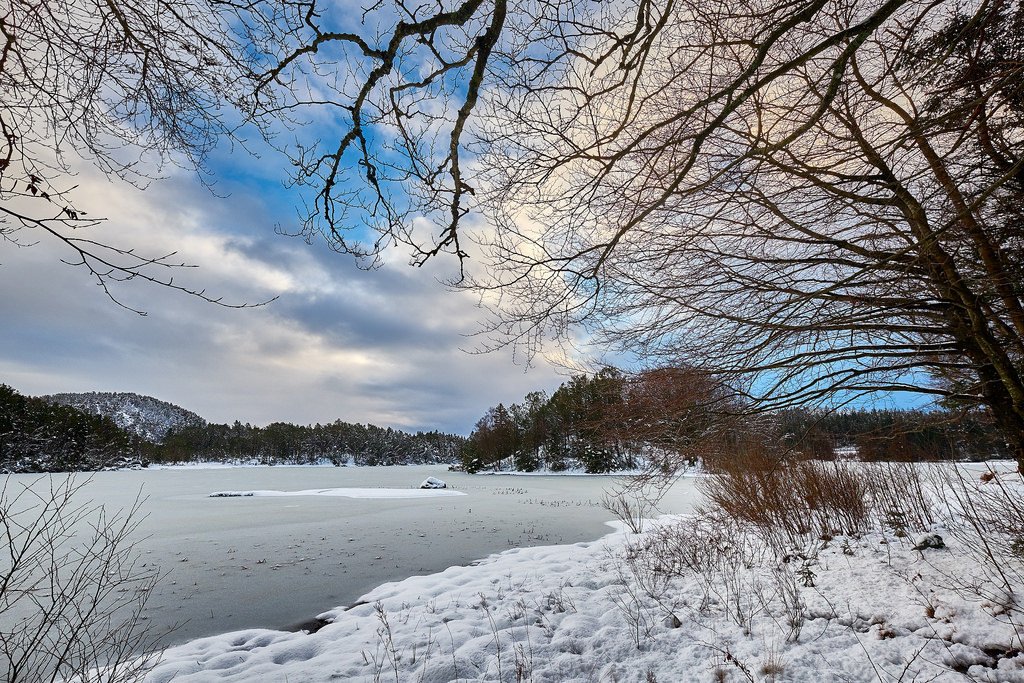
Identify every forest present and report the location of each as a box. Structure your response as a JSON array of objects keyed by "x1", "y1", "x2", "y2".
[
  {"x1": 154, "y1": 420, "x2": 464, "y2": 467},
  {"x1": 0, "y1": 385, "x2": 136, "y2": 472},
  {"x1": 462, "y1": 369, "x2": 1009, "y2": 473}
]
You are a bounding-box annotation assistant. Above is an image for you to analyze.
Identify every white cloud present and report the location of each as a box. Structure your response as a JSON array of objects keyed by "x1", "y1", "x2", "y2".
[{"x1": 0, "y1": 159, "x2": 565, "y2": 433}]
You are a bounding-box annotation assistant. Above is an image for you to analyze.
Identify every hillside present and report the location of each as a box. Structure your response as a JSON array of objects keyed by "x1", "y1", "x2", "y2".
[
  {"x1": 41, "y1": 391, "x2": 206, "y2": 443},
  {"x1": 0, "y1": 385, "x2": 140, "y2": 472}
]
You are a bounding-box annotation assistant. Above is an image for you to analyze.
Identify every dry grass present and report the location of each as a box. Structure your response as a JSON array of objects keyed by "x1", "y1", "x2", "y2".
[
  {"x1": 937, "y1": 467, "x2": 1024, "y2": 616},
  {"x1": 759, "y1": 643, "x2": 786, "y2": 681},
  {"x1": 701, "y1": 449, "x2": 871, "y2": 546},
  {"x1": 701, "y1": 448, "x2": 942, "y2": 549},
  {"x1": 864, "y1": 462, "x2": 935, "y2": 535},
  {"x1": 618, "y1": 456, "x2": 1024, "y2": 678}
]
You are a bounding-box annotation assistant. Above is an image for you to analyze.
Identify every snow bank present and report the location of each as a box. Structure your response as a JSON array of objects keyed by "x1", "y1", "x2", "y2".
[{"x1": 151, "y1": 461, "x2": 341, "y2": 470}]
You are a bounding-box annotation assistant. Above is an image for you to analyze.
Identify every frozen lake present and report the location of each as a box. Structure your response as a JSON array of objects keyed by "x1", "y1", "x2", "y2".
[{"x1": 4, "y1": 465, "x2": 701, "y2": 648}]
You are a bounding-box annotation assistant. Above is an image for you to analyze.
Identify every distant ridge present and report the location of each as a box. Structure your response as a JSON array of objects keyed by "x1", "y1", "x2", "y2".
[{"x1": 41, "y1": 392, "x2": 206, "y2": 443}]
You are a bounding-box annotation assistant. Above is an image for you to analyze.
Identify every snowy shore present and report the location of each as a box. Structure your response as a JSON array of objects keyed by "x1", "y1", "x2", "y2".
[{"x1": 138, "y1": 510, "x2": 1024, "y2": 682}]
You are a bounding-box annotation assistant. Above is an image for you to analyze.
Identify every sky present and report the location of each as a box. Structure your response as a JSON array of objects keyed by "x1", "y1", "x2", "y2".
[{"x1": 0, "y1": 139, "x2": 567, "y2": 435}]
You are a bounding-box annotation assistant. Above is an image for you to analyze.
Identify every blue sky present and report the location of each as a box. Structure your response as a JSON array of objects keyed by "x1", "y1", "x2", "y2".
[{"x1": 0, "y1": 125, "x2": 567, "y2": 434}]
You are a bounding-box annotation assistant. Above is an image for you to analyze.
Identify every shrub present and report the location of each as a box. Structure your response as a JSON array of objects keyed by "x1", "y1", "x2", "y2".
[
  {"x1": 0, "y1": 476, "x2": 162, "y2": 682},
  {"x1": 700, "y1": 447, "x2": 870, "y2": 546},
  {"x1": 864, "y1": 462, "x2": 936, "y2": 534}
]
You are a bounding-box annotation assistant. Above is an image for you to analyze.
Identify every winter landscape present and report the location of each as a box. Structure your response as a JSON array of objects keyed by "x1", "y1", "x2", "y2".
[
  {"x1": 136, "y1": 463, "x2": 1024, "y2": 683},
  {"x1": 5, "y1": 462, "x2": 699, "y2": 646},
  {"x1": 4, "y1": 0, "x2": 1024, "y2": 681},
  {"x1": 7, "y1": 455, "x2": 1024, "y2": 681},
  {"x1": 4, "y1": 392, "x2": 1024, "y2": 681}
]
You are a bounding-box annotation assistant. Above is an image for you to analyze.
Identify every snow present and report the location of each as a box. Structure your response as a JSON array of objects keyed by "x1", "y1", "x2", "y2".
[
  {"x1": 475, "y1": 468, "x2": 648, "y2": 477},
  {"x1": 132, "y1": 494, "x2": 1024, "y2": 682},
  {"x1": 208, "y1": 487, "x2": 467, "y2": 499},
  {"x1": 151, "y1": 461, "x2": 345, "y2": 470},
  {"x1": 148, "y1": 459, "x2": 419, "y2": 470},
  {"x1": 150, "y1": 462, "x2": 262, "y2": 470}
]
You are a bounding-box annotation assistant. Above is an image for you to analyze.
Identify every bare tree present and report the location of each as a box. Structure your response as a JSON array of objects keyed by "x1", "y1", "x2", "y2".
[
  {"x1": 14, "y1": 0, "x2": 1018, "y2": 457},
  {"x1": 476, "y1": 0, "x2": 1024, "y2": 462},
  {"x1": 1, "y1": 0, "x2": 283, "y2": 311},
  {"x1": 241, "y1": 0, "x2": 513, "y2": 269},
  {"x1": 606, "y1": 367, "x2": 739, "y2": 469},
  {"x1": 258, "y1": 0, "x2": 1024, "y2": 465},
  {"x1": 0, "y1": 476, "x2": 162, "y2": 682}
]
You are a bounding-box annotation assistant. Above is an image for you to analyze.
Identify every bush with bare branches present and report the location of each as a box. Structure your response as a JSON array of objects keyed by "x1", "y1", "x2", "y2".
[
  {"x1": 700, "y1": 449, "x2": 872, "y2": 547},
  {"x1": 865, "y1": 462, "x2": 937, "y2": 536},
  {"x1": 931, "y1": 466, "x2": 1024, "y2": 645},
  {"x1": 0, "y1": 476, "x2": 162, "y2": 682}
]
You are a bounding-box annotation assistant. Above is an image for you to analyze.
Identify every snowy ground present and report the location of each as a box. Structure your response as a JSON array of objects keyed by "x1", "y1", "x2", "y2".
[
  {"x1": 137, "y1": 503, "x2": 1024, "y2": 682},
  {"x1": 474, "y1": 469, "x2": 651, "y2": 477},
  {"x1": 148, "y1": 460, "x2": 349, "y2": 470}
]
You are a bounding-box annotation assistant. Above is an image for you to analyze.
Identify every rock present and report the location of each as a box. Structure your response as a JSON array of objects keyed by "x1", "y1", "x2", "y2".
[
  {"x1": 913, "y1": 533, "x2": 945, "y2": 551},
  {"x1": 420, "y1": 477, "x2": 448, "y2": 489},
  {"x1": 663, "y1": 614, "x2": 682, "y2": 629}
]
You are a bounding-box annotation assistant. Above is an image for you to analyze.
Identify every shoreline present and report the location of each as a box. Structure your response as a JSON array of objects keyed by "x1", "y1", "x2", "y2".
[
  {"x1": 8, "y1": 466, "x2": 701, "y2": 647},
  {"x1": 138, "y1": 504, "x2": 1024, "y2": 682}
]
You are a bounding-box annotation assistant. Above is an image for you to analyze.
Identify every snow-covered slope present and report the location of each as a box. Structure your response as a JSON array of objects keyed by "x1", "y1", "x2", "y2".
[{"x1": 40, "y1": 392, "x2": 206, "y2": 443}]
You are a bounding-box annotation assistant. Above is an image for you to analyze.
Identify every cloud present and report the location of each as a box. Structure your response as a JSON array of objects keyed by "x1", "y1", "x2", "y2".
[{"x1": 0, "y1": 155, "x2": 565, "y2": 434}]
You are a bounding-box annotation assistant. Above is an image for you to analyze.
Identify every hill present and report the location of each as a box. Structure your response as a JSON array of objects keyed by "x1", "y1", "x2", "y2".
[
  {"x1": 0, "y1": 385, "x2": 140, "y2": 472},
  {"x1": 41, "y1": 391, "x2": 206, "y2": 443}
]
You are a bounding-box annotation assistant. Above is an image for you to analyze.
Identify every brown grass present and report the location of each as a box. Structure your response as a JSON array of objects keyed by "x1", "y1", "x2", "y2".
[
  {"x1": 701, "y1": 448, "x2": 871, "y2": 546},
  {"x1": 701, "y1": 445, "x2": 941, "y2": 548}
]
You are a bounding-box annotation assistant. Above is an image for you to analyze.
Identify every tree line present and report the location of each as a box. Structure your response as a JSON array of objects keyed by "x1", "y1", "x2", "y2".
[
  {"x1": 155, "y1": 421, "x2": 464, "y2": 467},
  {"x1": 0, "y1": 385, "x2": 464, "y2": 472},
  {"x1": 462, "y1": 367, "x2": 733, "y2": 473},
  {"x1": 462, "y1": 369, "x2": 1009, "y2": 473},
  {"x1": 774, "y1": 408, "x2": 1006, "y2": 463},
  {"x1": 3, "y1": 375, "x2": 1006, "y2": 475}
]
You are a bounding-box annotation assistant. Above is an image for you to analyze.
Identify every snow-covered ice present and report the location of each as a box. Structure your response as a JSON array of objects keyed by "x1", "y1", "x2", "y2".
[
  {"x1": 207, "y1": 487, "x2": 466, "y2": 499},
  {"x1": 13, "y1": 466, "x2": 702, "y2": 645}
]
